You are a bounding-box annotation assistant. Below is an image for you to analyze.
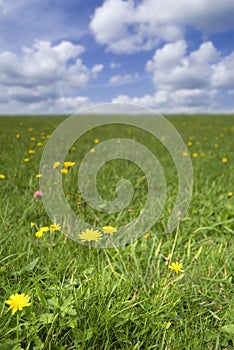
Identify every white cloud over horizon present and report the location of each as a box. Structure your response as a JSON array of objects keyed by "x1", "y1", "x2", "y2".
[
  {"x1": 0, "y1": 0, "x2": 234, "y2": 114},
  {"x1": 112, "y1": 40, "x2": 234, "y2": 113},
  {"x1": 0, "y1": 40, "x2": 102, "y2": 114}
]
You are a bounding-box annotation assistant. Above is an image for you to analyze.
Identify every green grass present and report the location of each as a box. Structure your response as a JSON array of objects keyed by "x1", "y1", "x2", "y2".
[{"x1": 0, "y1": 115, "x2": 234, "y2": 350}]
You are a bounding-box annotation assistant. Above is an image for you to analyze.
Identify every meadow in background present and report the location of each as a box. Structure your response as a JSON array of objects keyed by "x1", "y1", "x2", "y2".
[{"x1": 0, "y1": 115, "x2": 233, "y2": 350}]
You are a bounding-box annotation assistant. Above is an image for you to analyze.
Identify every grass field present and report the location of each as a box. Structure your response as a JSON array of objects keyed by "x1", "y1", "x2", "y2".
[{"x1": 0, "y1": 115, "x2": 234, "y2": 350}]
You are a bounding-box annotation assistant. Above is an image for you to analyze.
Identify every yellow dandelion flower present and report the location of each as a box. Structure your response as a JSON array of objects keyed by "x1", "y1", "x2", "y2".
[
  {"x1": 200, "y1": 153, "x2": 206, "y2": 157},
  {"x1": 28, "y1": 149, "x2": 35, "y2": 155},
  {"x1": 47, "y1": 135, "x2": 51, "y2": 139},
  {"x1": 5, "y1": 293, "x2": 31, "y2": 315},
  {"x1": 37, "y1": 142, "x2": 43, "y2": 147},
  {"x1": 169, "y1": 261, "x2": 184, "y2": 274},
  {"x1": 53, "y1": 161, "x2": 60, "y2": 169},
  {"x1": 61, "y1": 168, "x2": 68, "y2": 174},
  {"x1": 187, "y1": 141, "x2": 192, "y2": 147},
  {"x1": 222, "y1": 157, "x2": 228, "y2": 163},
  {"x1": 30, "y1": 137, "x2": 36, "y2": 141},
  {"x1": 35, "y1": 230, "x2": 43, "y2": 237},
  {"x1": 28, "y1": 128, "x2": 33, "y2": 132},
  {"x1": 50, "y1": 224, "x2": 61, "y2": 231},
  {"x1": 145, "y1": 232, "x2": 150, "y2": 239},
  {"x1": 214, "y1": 143, "x2": 219, "y2": 148},
  {"x1": 182, "y1": 151, "x2": 188, "y2": 157},
  {"x1": 78, "y1": 228, "x2": 102, "y2": 242},
  {"x1": 40, "y1": 226, "x2": 49, "y2": 232},
  {"x1": 24, "y1": 158, "x2": 30, "y2": 163},
  {"x1": 228, "y1": 191, "x2": 233, "y2": 198},
  {"x1": 16, "y1": 133, "x2": 20, "y2": 138},
  {"x1": 35, "y1": 174, "x2": 42, "y2": 178},
  {"x1": 192, "y1": 153, "x2": 198, "y2": 158},
  {"x1": 30, "y1": 222, "x2": 35, "y2": 227},
  {"x1": 64, "y1": 161, "x2": 75, "y2": 168},
  {"x1": 90, "y1": 148, "x2": 95, "y2": 153},
  {"x1": 94, "y1": 138, "x2": 99, "y2": 144},
  {"x1": 0, "y1": 174, "x2": 6, "y2": 179},
  {"x1": 102, "y1": 226, "x2": 117, "y2": 235},
  {"x1": 71, "y1": 146, "x2": 76, "y2": 151}
]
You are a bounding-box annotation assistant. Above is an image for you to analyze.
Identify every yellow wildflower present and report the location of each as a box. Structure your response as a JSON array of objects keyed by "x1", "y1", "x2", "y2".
[
  {"x1": 145, "y1": 232, "x2": 150, "y2": 239},
  {"x1": 53, "y1": 161, "x2": 60, "y2": 169},
  {"x1": 35, "y1": 174, "x2": 42, "y2": 178},
  {"x1": 40, "y1": 226, "x2": 49, "y2": 232},
  {"x1": 79, "y1": 229, "x2": 102, "y2": 242},
  {"x1": 222, "y1": 157, "x2": 228, "y2": 163},
  {"x1": 0, "y1": 174, "x2": 6, "y2": 179},
  {"x1": 61, "y1": 168, "x2": 68, "y2": 174},
  {"x1": 28, "y1": 149, "x2": 35, "y2": 155},
  {"x1": 50, "y1": 224, "x2": 61, "y2": 231},
  {"x1": 102, "y1": 226, "x2": 117, "y2": 235},
  {"x1": 64, "y1": 161, "x2": 75, "y2": 168},
  {"x1": 35, "y1": 230, "x2": 43, "y2": 238},
  {"x1": 24, "y1": 158, "x2": 30, "y2": 163},
  {"x1": 37, "y1": 142, "x2": 43, "y2": 147},
  {"x1": 5, "y1": 293, "x2": 31, "y2": 315},
  {"x1": 94, "y1": 138, "x2": 100, "y2": 144},
  {"x1": 169, "y1": 261, "x2": 184, "y2": 274}
]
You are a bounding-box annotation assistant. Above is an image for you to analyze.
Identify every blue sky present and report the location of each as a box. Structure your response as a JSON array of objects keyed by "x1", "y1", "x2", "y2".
[{"x1": 0, "y1": 0, "x2": 234, "y2": 114}]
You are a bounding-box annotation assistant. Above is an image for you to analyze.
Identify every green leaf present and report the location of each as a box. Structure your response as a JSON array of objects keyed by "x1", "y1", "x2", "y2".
[
  {"x1": 39, "y1": 313, "x2": 54, "y2": 325},
  {"x1": 220, "y1": 324, "x2": 234, "y2": 337}
]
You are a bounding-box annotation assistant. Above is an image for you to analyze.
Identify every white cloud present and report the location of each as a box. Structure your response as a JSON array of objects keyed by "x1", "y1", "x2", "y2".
[
  {"x1": 90, "y1": 0, "x2": 234, "y2": 54},
  {"x1": 0, "y1": 40, "x2": 86, "y2": 86},
  {"x1": 110, "y1": 62, "x2": 121, "y2": 69},
  {"x1": 109, "y1": 73, "x2": 139, "y2": 85},
  {"x1": 0, "y1": 40, "x2": 103, "y2": 113},
  {"x1": 112, "y1": 40, "x2": 234, "y2": 113},
  {"x1": 146, "y1": 41, "x2": 220, "y2": 90},
  {"x1": 112, "y1": 89, "x2": 218, "y2": 113},
  {"x1": 0, "y1": 0, "x2": 7, "y2": 15},
  {"x1": 91, "y1": 64, "x2": 104, "y2": 77},
  {"x1": 0, "y1": 94, "x2": 91, "y2": 114},
  {"x1": 211, "y1": 52, "x2": 234, "y2": 88}
]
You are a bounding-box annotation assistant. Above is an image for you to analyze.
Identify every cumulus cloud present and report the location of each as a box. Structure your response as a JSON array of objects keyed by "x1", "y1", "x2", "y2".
[
  {"x1": 0, "y1": 40, "x2": 103, "y2": 113},
  {"x1": 109, "y1": 73, "x2": 139, "y2": 85},
  {"x1": 112, "y1": 89, "x2": 218, "y2": 113},
  {"x1": 112, "y1": 40, "x2": 234, "y2": 113},
  {"x1": 211, "y1": 52, "x2": 234, "y2": 88},
  {"x1": 146, "y1": 40, "x2": 220, "y2": 90},
  {"x1": 90, "y1": 0, "x2": 234, "y2": 54}
]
